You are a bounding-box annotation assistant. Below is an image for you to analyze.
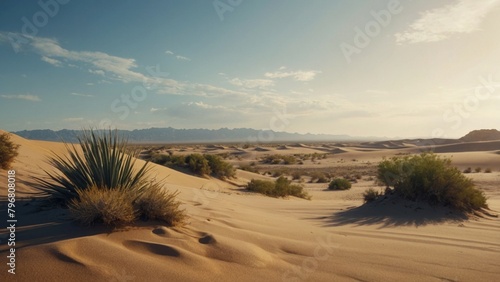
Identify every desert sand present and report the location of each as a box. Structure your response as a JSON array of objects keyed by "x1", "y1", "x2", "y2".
[{"x1": 1, "y1": 132, "x2": 500, "y2": 281}]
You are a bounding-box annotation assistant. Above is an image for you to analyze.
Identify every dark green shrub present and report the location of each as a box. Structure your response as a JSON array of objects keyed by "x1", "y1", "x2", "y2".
[
  {"x1": 185, "y1": 153, "x2": 211, "y2": 176},
  {"x1": 150, "y1": 153, "x2": 170, "y2": 165},
  {"x1": 246, "y1": 176, "x2": 310, "y2": 199},
  {"x1": 377, "y1": 153, "x2": 487, "y2": 211},
  {"x1": 204, "y1": 154, "x2": 235, "y2": 179},
  {"x1": 0, "y1": 132, "x2": 20, "y2": 170},
  {"x1": 246, "y1": 179, "x2": 276, "y2": 195},
  {"x1": 328, "y1": 178, "x2": 352, "y2": 190}
]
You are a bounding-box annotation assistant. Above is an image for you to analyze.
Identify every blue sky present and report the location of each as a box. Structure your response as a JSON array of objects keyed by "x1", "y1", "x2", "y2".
[{"x1": 1, "y1": 0, "x2": 499, "y2": 138}]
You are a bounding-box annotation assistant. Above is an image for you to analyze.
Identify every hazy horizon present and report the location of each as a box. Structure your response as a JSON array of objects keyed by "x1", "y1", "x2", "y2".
[{"x1": 1, "y1": 0, "x2": 499, "y2": 138}]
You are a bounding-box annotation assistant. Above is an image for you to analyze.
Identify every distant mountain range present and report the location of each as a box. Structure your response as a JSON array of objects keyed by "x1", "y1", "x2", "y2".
[{"x1": 13, "y1": 127, "x2": 384, "y2": 143}]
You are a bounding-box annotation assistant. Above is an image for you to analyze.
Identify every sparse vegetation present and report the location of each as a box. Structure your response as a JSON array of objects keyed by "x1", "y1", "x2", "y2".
[
  {"x1": 262, "y1": 154, "x2": 297, "y2": 165},
  {"x1": 328, "y1": 178, "x2": 352, "y2": 190},
  {"x1": 377, "y1": 153, "x2": 487, "y2": 212},
  {"x1": 0, "y1": 132, "x2": 20, "y2": 170},
  {"x1": 204, "y1": 154, "x2": 236, "y2": 179},
  {"x1": 148, "y1": 152, "x2": 235, "y2": 179},
  {"x1": 35, "y1": 129, "x2": 185, "y2": 227},
  {"x1": 485, "y1": 168, "x2": 492, "y2": 173},
  {"x1": 246, "y1": 176, "x2": 310, "y2": 199},
  {"x1": 463, "y1": 167, "x2": 472, "y2": 173},
  {"x1": 474, "y1": 167, "x2": 482, "y2": 173},
  {"x1": 363, "y1": 188, "x2": 382, "y2": 203}
]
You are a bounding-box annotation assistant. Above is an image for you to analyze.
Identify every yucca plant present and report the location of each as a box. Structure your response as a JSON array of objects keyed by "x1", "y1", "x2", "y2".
[{"x1": 34, "y1": 129, "x2": 151, "y2": 204}]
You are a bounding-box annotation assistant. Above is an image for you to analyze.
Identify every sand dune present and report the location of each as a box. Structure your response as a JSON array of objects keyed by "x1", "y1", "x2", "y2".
[{"x1": 1, "y1": 133, "x2": 500, "y2": 281}]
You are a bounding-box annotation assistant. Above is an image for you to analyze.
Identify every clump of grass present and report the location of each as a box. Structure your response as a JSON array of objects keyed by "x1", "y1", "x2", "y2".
[
  {"x1": 485, "y1": 168, "x2": 492, "y2": 173},
  {"x1": 0, "y1": 132, "x2": 20, "y2": 170},
  {"x1": 474, "y1": 167, "x2": 482, "y2": 173},
  {"x1": 134, "y1": 184, "x2": 186, "y2": 226},
  {"x1": 68, "y1": 186, "x2": 137, "y2": 226},
  {"x1": 363, "y1": 188, "x2": 382, "y2": 203},
  {"x1": 377, "y1": 153, "x2": 487, "y2": 212},
  {"x1": 328, "y1": 178, "x2": 352, "y2": 190},
  {"x1": 35, "y1": 129, "x2": 185, "y2": 227},
  {"x1": 246, "y1": 176, "x2": 310, "y2": 199}
]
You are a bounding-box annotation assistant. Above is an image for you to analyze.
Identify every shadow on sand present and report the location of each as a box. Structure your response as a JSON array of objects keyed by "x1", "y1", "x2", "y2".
[
  {"x1": 0, "y1": 194, "x2": 110, "y2": 252},
  {"x1": 314, "y1": 196, "x2": 469, "y2": 229}
]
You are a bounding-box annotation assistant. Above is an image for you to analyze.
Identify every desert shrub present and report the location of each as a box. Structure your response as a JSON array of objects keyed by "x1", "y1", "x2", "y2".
[
  {"x1": 246, "y1": 176, "x2": 310, "y2": 199},
  {"x1": 291, "y1": 171, "x2": 302, "y2": 180},
  {"x1": 282, "y1": 155, "x2": 297, "y2": 165},
  {"x1": 363, "y1": 188, "x2": 381, "y2": 203},
  {"x1": 0, "y1": 132, "x2": 20, "y2": 170},
  {"x1": 134, "y1": 184, "x2": 186, "y2": 226},
  {"x1": 204, "y1": 154, "x2": 235, "y2": 179},
  {"x1": 246, "y1": 179, "x2": 276, "y2": 195},
  {"x1": 35, "y1": 129, "x2": 185, "y2": 227},
  {"x1": 185, "y1": 153, "x2": 211, "y2": 176},
  {"x1": 34, "y1": 129, "x2": 152, "y2": 203},
  {"x1": 463, "y1": 167, "x2": 472, "y2": 173},
  {"x1": 474, "y1": 167, "x2": 482, "y2": 173},
  {"x1": 169, "y1": 154, "x2": 186, "y2": 167},
  {"x1": 68, "y1": 186, "x2": 137, "y2": 226},
  {"x1": 239, "y1": 165, "x2": 259, "y2": 173},
  {"x1": 150, "y1": 153, "x2": 170, "y2": 165},
  {"x1": 328, "y1": 178, "x2": 352, "y2": 190},
  {"x1": 377, "y1": 153, "x2": 487, "y2": 211},
  {"x1": 485, "y1": 168, "x2": 492, "y2": 173}
]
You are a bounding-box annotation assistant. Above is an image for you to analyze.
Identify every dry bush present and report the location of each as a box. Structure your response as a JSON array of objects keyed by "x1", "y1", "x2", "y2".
[
  {"x1": 0, "y1": 132, "x2": 20, "y2": 170},
  {"x1": 69, "y1": 186, "x2": 137, "y2": 226}
]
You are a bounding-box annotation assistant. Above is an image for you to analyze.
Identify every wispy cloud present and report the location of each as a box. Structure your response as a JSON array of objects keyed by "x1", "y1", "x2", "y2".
[
  {"x1": 264, "y1": 69, "x2": 321, "y2": 81},
  {"x1": 229, "y1": 78, "x2": 274, "y2": 89},
  {"x1": 176, "y1": 55, "x2": 191, "y2": 61},
  {"x1": 41, "y1": 56, "x2": 63, "y2": 67},
  {"x1": 89, "y1": 69, "x2": 105, "y2": 76},
  {"x1": 395, "y1": 0, "x2": 500, "y2": 44},
  {"x1": 70, "y1": 92, "x2": 94, "y2": 97},
  {"x1": 17, "y1": 34, "x2": 147, "y2": 83},
  {"x1": 165, "y1": 49, "x2": 191, "y2": 61},
  {"x1": 1, "y1": 94, "x2": 41, "y2": 102}
]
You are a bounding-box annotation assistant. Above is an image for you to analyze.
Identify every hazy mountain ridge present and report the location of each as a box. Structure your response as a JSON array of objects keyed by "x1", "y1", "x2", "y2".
[{"x1": 13, "y1": 127, "x2": 380, "y2": 143}]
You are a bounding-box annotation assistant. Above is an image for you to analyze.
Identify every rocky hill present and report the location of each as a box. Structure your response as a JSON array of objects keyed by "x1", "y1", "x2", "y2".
[{"x1": 460, "y1": 129, "x2": 500, "y2": 142}]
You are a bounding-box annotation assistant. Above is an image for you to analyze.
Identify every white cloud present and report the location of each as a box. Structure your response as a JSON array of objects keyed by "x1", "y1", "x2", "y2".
[
  {"x1": 176, "y1": 55, "x2": 191, "y2": 61},
  {"x1": 229, "y1": 78, "x2": 274, "y2": 89},
  {"x1": 41, "y1": 56, "x2": 62, "y2": 67},
  {"x1": 264, "y1": 70, "x2": 321, "y2": 81},
  {"x1": 22, "y1": 35, "x2": 147, "y2": 83},
  {"x1": 70, "y1": 92, "x2": 94, "y2": 97},
  {"x1": 165, "y1": 49, "x2": 191, "y2": 61},
  {"x1": 1, "y1": 94, "x2": 41, "y2": 102},
  {"x1": 395, "y1": 0, "x2": 500, "y2": 44},
  {"x1": 89, "y1": 69, "x2": 105, "y2": 76}
]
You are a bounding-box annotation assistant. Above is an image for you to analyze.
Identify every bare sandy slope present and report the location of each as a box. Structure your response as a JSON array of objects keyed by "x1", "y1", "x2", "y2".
[{"x1": 1, "y1": 133, "x2": 500, "y2": 281}]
